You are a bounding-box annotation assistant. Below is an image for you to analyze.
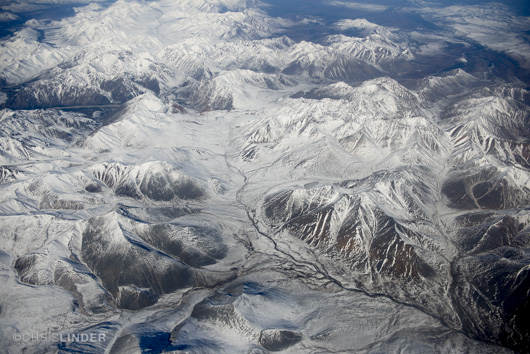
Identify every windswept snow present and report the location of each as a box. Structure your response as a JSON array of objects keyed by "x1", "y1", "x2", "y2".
[{"x1": 0, "y1": 0, "x2": 529, "y2": 353}]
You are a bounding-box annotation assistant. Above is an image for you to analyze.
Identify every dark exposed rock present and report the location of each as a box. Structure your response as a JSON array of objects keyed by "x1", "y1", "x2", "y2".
[
  {"x1": 442, "y1": 167, "x2": 530, "y2": 210},
  {"x1": 453, "y1": 253, "x2": 530, "y2": 354},
  {"x1": 133, "y1": 75, "x2": 160, "y2": 96},
  {"x1": 115, "y1": 180, "x2": 143, "y2": 200},
  {"x1": 259, "y1": 329, "x2": 303, "y2": 352},
  {"x1": 81, "y1": 215, "x2": 194, "y2": 310},
  {"x1": 264, "y1": 188, "x2": 435, "y2": 280},
  {"x1": 0, "y1": 166, "x2": 18, "y2": 184},
  {"x1": 14, "y1": 254, "x2": 45, "y2": 285},
  {"x1": 100, "y1": 77, "x2": 142, "y2": 103},
  {"x1": 369, "y1": 222, "x2": 436, "y2": 280},
  {"x1": 6, "y1": 82, "x2": 110, "y2": 110},
  {"x1": 85, "y1": 181, "x2": 104, "y2": 193},
  {"x1": 442, "y1": 178, "x2": 477, "y2": 209},
  {"x1": 91, "y1": 162, "x2": 206, "y2": 202},
  {"x1": 117, "y1": 286, "x2": 158, "y2": 310},
  {"x1": 174, "y1": 79, "x2": 234, "y2": 112},
  {"x1": 457, "y1": 215, "x2": 519, "y2": 254},
  {"x1": 323, "y1": 57, "x2": 381, "y2": 82},
  {"x1": 171, "y1": 102, "x2": 186, "y2": 113},
  {"x1": 135, "y1": 224, "x2": 227, "y2": 268}
]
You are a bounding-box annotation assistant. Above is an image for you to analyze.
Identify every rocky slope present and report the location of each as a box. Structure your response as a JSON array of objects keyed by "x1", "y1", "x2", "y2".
[{"x1": 0, "y1": 0, "x2": 529, "y2": 353}]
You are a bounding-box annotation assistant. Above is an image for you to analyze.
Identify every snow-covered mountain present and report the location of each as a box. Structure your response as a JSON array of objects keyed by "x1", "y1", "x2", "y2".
[{"x1": 1, "y1": 0, "x2": 530, "y2": 353}]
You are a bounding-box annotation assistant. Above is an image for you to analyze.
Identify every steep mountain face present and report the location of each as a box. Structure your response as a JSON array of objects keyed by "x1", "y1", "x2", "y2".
[{"x1": 1, "y1": 0, "x2": 530, "y2": 353}]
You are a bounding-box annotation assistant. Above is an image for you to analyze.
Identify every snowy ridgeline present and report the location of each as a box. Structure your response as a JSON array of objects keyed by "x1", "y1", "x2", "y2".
[{"x1": 0, "y1": 0, "x2": 530, "y2": 353}]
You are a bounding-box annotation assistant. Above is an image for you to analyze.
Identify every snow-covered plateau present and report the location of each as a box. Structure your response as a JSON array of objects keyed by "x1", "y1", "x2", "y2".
[{"x1": 0, "y1": 0, "x2": 529, "y2": 353}]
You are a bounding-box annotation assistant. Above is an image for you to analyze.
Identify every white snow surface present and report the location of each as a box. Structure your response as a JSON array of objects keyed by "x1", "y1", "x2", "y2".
[{"x1": 0, "y1": 0, "x2": 529, "y2": 353}]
